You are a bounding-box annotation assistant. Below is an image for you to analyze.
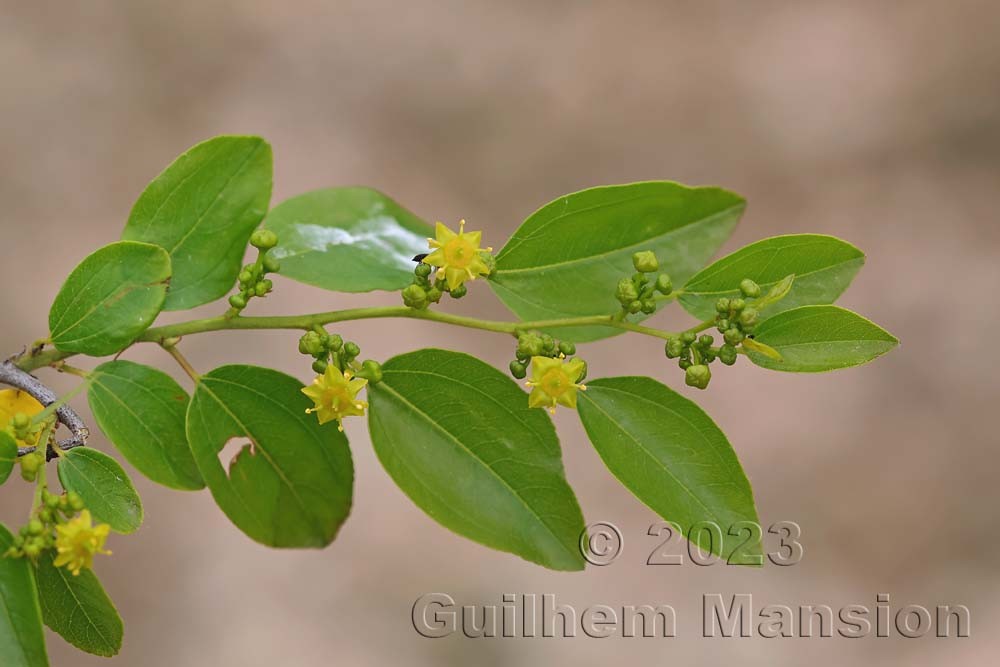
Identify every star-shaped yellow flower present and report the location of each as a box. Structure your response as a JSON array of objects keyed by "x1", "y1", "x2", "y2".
[
  {"x1": 53, "y1": 510, "x2": 111, "y2": 576},
  {"x1": 301, "y1": 365, "x2": 369, "y2": 431},
  {"x1": 423, "y1": 219, "x2": 493, "y2": 290},
  {"x1": 525, "y1": 356, "x2": 587, "y2": 413}
]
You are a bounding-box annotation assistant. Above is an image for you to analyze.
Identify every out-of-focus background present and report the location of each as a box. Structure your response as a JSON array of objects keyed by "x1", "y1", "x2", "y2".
[{"x1": 2, "y1": 1, "x2": 997, "y2": 664}]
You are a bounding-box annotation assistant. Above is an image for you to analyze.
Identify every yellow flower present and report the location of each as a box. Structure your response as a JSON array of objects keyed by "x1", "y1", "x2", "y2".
[
  {"x1": 525, "y1": 356, "x2": 587, "y2": 413},
  {"x1": 53, "y1": 510, "x2": 111, "y2": 576},
  {"x1": 301, "y1": 365, "x2": 369, "y2": 430},
  {"x1": 423, "y1": 219, "x2": 493, "y2": 290},
  {"x1": 0, "y1": 389, "x2": 44, "y2": 447}
]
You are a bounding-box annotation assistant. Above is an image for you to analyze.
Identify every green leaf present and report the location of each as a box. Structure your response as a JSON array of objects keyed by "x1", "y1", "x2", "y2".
[
  {"x1": 35, "y1": 551, "x2": 122, "y2": 657},
  {"x1": 57, "y1": 449, "x2": 143, "y2": 534},
  {"x1": 186, "y1": 365, "x2": 353, "y2": 548},
  {"x1": 122, "y1": 135, "x2": 273, "y2": 311},
  {"x1": 0, "y1": 432, "x2": 16, "y2": 485},
  {"x1": 48, "y1": 241, "x2": 170, "y2": 356},
  {"x1": 367, "y1": 349, "x2": 586, "y2": 571},
  {"x1": 744, "y1": 305, "x2": 898, "y2": 372},
  {"x1": 489, "y1": 182, "x2": 745, "y2": 342},
  {"x1": 577, "y1": 376, "x2": 760, "y2": 563},
  {"x1": 263, "y1": 187, "x2": 433, "y2": 292},
  {"x1": 0, "y1": 524, "x2": 48, "y2": 667},
  {"x1": 88, "y1": 361, "x2": 203, "y2": 491},
  {"x1": 679, "y1": 234, "x2": 864, "y2": 319}
]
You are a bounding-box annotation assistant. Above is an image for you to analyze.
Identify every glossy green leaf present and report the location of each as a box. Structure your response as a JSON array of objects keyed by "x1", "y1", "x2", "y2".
[
  {"x1": 744, "y1": 305, "x2": 898, "y2": 372},
  {"x1": 577, "y1": 376, "x2": 760, "y2": 562},
  {"x1": 88, "y1": 361, "x2": 202, "y2": 491},
  {"x1": 35, "y1": 551, "x2": 122, "y2": 657},
  {"x1": 0, "y1": 432, "x2": 16, "y2": 485},
  {"x1": 122, "y1": 135, "x2": 273, "y2": 311},
  {"x1": 368, "y1": 349, "x2": 586, "y2": 571},
  {"x1": 263, "y1": 187, "x2": 433, "y2": 292},
  {"x1": 0, "y1": 524, "x2": 48, "y2": 667},
  {"x1": 186, "y1": 365, "x2": 353, "y2": 548},
  {"x1": 48, "y1": 241, "x2": 170, "y2": 356},
  {"x1": 58, "y1": 449, "x2": 143, "y2": 534},
  {"x1": 489, "y1": 182, "x2": 744, "y2": 342},
  {"x1": 679, "y1": 234, "x2": 864, "y2": 319}
]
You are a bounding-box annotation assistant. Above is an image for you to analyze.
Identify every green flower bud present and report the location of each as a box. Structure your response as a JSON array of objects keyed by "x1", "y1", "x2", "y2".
[
  {"x1": 723, "y1": 327, "x2": 745, "y2": 346},
  {"x1": 449, "y1": 284, "x2": 468, "y2": 299},
  {"x1": 67, "y1": 492, "x2": 84, "y2": 512},
  {"x1": 540, "y1": 334, "x2": 555, "y2": 353},
  {"x1": 509, "y1": 360, "x2": 527, "y2": 379},
  {"x1": 627, "y1": 300, "x2": 643, "y2": 314},
  {"x1": 43, "y1": 492, "x2": 59, "y2": 509},
  {"x1": 685, "y1": 364, "x2": 711, "y2": 389},
  {"x1": 23, "y1": 543, "x2": 40, "y2": 558},
  {"x1": 716, "y1": 318, "x2": 730, "y2": 333},
  {"x1": 27, "y1": 520, "x2": 43, "y2": 536},
  {"x1": 655, "y1": 274, "x2": 673, "y2": 294},
  {"x1": 517, "y1": 333, "x2": 545, "y2": 358},
  {"x1": 344, "y1": 342, "x2": 361, "y2": 359},
  {"x1": 357, "y1": 360, "x2": 383, "y2": 384},
  {"x1": 414, "y1": 263, "x2": 432, "y2": 278},
  {"x1": 12, "y1": 412, "x2": 30, "y2": 429},
  {"x1": 327, "y1": 334, "x2": 343, "y2": 351},
  {"x1": 558, "y1": 341, "x2": 576, "y2": 356},
  {"x1": 250, "y1": 229, "x2": 278, "y2": 250},
  {"x1": 20, "y1": 453, "x2": 41, "y2": 478},
  {"x1": 640, "y1": 299, "x2": 657, "y2": 314},
  {"x1": 678, "y1": 359, "x2": 692, "y2": 370},
  {"x1": 263, "y1": 256, "x2": 281, "y2": 273},
  {"x1": 739, "y1": 278, "x2": 761, "y2": 298},
  {"x1": 238, "y1": 270, "x2": 252, "y2": 286},
  {"x1": 681, "y1": 332, "x2": 697, "y2": 345},
  {"x1": 715, "y1": 298, "x2": 731, "y2": 314},
  {"x1": 739, "y1": 308, "x2": 758, "y2": 327},
  {"x1": 402, "y1": 284, "x2": 428, "y2": 309},
  {"x1": 730, "y1": 298, "x2": 746, "y2": 313},
  {"x1": 426, "y1": 287, "x2": 443, "y2": 303},
  {"x1": 299, "y1": 331, "x2": 324, "y2": 356},
  {"x1": 702, "y1": 348, "x2": 717, "y2": 363},
  {"x1": 698, "y1": 334, "x2": 714, "y2": 348},
  {"x1": 632, "y1": 250, "x2": 659, "y2": 273},
  {"x1": 39, "y1": 508, "x2": 54, "y2": 524},
  {"x1": 254, "y1": 281, "x2": 270, "y2": 297},
  {"x1": 719, "y1": 344, "x2": 738, "y2": 366},
  {"x1": 312, "y1": 359, "x2": 328, "y2": 374},
  {"x1": 574, "y1": 359, "x2": 588, "y2": 382},
  {"x1": 665, "y1": 337, "x2": 685, "y2": 359},
  {"x1": 616, "y1": 278, "x2": 639, "y2": 306},
  {"x1": 229, "y1": 294, "x2": 247, "y2": 309}
]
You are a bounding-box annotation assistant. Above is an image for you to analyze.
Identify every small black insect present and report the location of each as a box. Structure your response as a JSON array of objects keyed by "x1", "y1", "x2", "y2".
[{"x1": 412, "y1": 253, "x2": 428, "y2": 263}]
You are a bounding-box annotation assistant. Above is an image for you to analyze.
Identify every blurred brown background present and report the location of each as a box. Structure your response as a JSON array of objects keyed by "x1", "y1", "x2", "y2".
[{"x1": 2, "y1": 1, "x2": 998, "y2": 665}]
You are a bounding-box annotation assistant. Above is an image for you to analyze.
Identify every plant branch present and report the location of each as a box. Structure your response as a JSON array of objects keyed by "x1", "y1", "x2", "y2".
[
  {"x1": 14, "y1": 305, "x2": 684, "y2": 374},
  {"x1": 0, "y1": 359, "x2": 89, "y2": 459}
]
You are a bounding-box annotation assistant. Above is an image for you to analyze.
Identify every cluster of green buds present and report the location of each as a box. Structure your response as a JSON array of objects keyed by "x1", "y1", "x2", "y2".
[
  {"x1": 401, "y1": 260, "x2": 466, "y2": 310},
  {"x1": 9, "y1": 412, "x2": 48, "y2": 479},
  {"x1": 508, "y1": 331, "x2": 583, "y2": 381},
  {"x1": 5, "y1": 489, "x2": 87, "y2": 560},
  {"x1": 615, "y1": 251, "x2": 672, "y2": 318},
  {"x1": 297, "y1": 327, "x2": 382, "y2": 383},
  {"x1": 664, "y1": 275, "x2": 793, "y2": 389},
  {"x1": 227, "y1": 230, "x2": 281, "y2": 315}
]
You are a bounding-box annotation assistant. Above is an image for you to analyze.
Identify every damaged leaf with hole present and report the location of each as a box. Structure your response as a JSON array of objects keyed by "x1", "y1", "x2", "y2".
[{"x1": 186, "y1": 365, "x2": 353, "y2": 548}]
